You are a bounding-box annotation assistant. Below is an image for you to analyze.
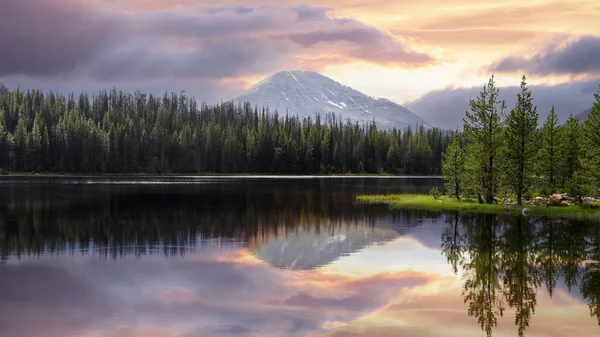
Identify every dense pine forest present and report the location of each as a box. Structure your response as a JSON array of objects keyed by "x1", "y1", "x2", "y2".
[
  {"x1": 0, "y1": 84, "x2": 450, "y2": 175},
  {"x1": 442, "y1": 76, "x2": 600, "y2": 205}
]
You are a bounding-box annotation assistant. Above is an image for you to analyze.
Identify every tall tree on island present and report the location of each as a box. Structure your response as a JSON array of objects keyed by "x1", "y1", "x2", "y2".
[
  {"x1": 501, "y1": 76, "x2": 540, "y2": 205},
  {"x1": 581, "y1": 85, "x2": 600, "y2": 194},
  {"x1": 463, "y1": 75, "x2": 506, "y2": 204},
  {"x1": 538, "y1": 105, "x2": 563, "y2": 194},
  {"x1": 442, "y1": 132, "x2": 465, "y2": 199},
  {"x1": 561, "y1": 113, "x2": 583, "y2": 188}
]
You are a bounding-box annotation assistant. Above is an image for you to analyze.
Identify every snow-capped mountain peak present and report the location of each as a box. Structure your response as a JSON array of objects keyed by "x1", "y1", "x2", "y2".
[{"x1": 233, "y1": 70, "x2": 431, "y2": 129}]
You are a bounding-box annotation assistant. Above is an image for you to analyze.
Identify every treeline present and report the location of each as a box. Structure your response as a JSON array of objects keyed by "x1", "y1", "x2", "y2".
[
  {"x1": 0, "y1": 84, "x2": 450, "y2": 175},
  {"x1": 442, "y1": 76, "x2": 600, "y2": 204}
]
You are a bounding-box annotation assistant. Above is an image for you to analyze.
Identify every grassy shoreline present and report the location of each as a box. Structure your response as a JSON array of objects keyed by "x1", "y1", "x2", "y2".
[{"x1": 356, "y1": 194, "x2": 600, "y2": 221}]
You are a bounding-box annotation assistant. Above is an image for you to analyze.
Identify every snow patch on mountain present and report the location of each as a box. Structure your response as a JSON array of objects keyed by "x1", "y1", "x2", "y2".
[{"x1": 233, "y1": 70, "x2": 431, "y2": 130}]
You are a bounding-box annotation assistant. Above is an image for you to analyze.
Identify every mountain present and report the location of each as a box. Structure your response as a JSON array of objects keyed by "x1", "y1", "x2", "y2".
[
  {"x1": 576, "y1": 107, "x2": 593, "y2": 121},
  {"x1": 233, "y1": 70, "x2": 431, "y2": 130},
  {"x1": 248, "y1": 214, "x2": 437, "y2": 270},
  {"x1": 249, "y1": 224, "x2": 400, "y2": 270}
]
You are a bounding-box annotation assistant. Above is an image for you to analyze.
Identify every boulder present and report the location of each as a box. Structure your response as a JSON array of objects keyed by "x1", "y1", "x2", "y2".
[
  {"x1": 549, "y1": 193, "x2": 568, "y2": 206},
  {"x1": 560, "y1": 200, "x2": 570, "y2": 207},
  {"x1": 533, "y1": 197, "x2": 545, "y2": 206}
]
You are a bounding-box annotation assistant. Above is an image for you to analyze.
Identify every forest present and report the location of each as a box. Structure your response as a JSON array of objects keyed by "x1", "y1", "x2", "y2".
[
  {"x1": 0, "y1": 84, "x2": 450, "y2": 175},
  {"x1": 442, "y1": 76, "x2": 600, "y2": 205}
]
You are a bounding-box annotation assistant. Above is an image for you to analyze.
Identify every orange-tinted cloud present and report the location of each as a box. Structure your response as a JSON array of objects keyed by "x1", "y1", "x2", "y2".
[
  {"x1": 421, "y1": 2, "x2": 592, "y2": 30},
  {"x1": 391, "y1": 28, "x2": 544, "y2": 47},
  {"x1": 316, "y1": 280, "x2": 600, "y2": 337}
]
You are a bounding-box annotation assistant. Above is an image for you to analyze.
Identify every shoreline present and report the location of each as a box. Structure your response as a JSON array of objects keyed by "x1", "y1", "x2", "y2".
[
  {"x1": 356, "y1": 194, "x2": 600, "y2": 221},
  {"x1": 0, "y1": 172, "x2": 443, "y2": 179}
]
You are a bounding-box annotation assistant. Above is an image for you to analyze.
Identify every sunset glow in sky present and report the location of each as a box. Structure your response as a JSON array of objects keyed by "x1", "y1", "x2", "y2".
[{"x1": 1, "y1": 0, "x2": 599, "y2": 126}]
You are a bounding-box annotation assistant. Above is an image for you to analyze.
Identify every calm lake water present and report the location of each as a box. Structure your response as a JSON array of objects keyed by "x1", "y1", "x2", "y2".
[{"x1": 0, "y1": 176, "x2": 599, "y2": 337}]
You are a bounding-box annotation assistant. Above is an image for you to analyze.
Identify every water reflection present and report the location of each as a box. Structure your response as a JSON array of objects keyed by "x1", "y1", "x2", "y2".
[
  {"x1": 442, "y1": 212, "x2": 600, "y2": 336},
  {"x1": 0, "y1": 178, "x2": 599, "y2": 337},
  {"x1": 0, "y1": 178, "x2": 436, "y2": 262}
]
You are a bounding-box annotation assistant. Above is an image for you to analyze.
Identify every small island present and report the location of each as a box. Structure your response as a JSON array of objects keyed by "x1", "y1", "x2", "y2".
[{"x1": 359, "y1": 75, "x2": 600, "y2": 220}]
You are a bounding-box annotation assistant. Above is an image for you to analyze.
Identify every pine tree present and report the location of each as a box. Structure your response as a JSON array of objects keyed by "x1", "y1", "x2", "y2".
[
  {"x1": 581, "y1": 85, "x2": 600, "y2": 194},
  {"x1": 442, "y1": 133, "x2": 465, "y2": 199},
  {"x1": 463, "y1": 75, "x2": 506, "y2": 204},
  {"x1": 561, "y1": 113, "x2": 582, "y2": 188},
  {"x1": 501, "y1": 76, "x2": 540, "y2": 205},
  {"x1": 538, "y1": 105, "x2": 562, "y2": 195},
  {"x1": 29, "y1": 113, "x2": 43, "y2": 171}
]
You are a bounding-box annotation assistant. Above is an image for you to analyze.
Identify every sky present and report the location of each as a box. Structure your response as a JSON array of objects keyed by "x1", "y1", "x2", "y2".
[
  {"x1": 1, "y1": 0, "x2": 599, "y2": 127},
  {"x1": 1, "y1": 222, "x2": 598, "y2": 337}
]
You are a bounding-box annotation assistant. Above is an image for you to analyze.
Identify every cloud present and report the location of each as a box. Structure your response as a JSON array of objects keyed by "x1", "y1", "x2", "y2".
[
  {"x1": 0, "y1": 0, "x2": 125, "y2": 77},
  {"x1": 392, "y1": 28, "x2": 542, "y2": 47},
  {"x1": 286, "y1": 26, "x2": 433, "y2": 66},
  {"x1": 0, "y1": 262, "x2": 122, "y2": 337},
  {"x1": 490, "y1": 35, "x2": 600, "y2": 76},
  {"x1": 0, "y1": 246, "x2": 434, "y2": 337},
  {"x1": 0, "y1": 1, "x2": 435, "y2": 86},
  {"x1": 423, "y1": 2, "x2": 584, "y2": 30},
  {"x1": 405, "y1": 78, "x2": 600, "y2": 129}
]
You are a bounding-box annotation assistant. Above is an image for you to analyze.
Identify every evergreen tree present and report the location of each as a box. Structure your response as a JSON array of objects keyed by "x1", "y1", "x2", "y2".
[
  {"x1": 561, "y1": 113, "x2": 582, "y2": 188},
  {"x1": 501, "y1": 76, "x2": 540, "y2": 205},
  {"x1": 538, "y1": 105, "x2": 562, "y2": 194},
  {"x1": 581, "y1": 85, "x2": 600, "y2": 194},
  {"x1": 442, "y1": 133, "x2": 465, "y2": 199},
  {"x1": 463, "y1": 75, "x2": 506, "y2": 204}
]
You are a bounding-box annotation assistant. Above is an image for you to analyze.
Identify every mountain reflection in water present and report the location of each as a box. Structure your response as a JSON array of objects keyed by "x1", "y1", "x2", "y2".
[{"x1": 0, "y1": 178, "x2": 598, "y2": 337}]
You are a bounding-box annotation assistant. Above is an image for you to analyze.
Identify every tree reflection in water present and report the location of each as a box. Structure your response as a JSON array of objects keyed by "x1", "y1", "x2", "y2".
[{"x1": 442, "y1": 212, "x2": 600, "y2": 336}]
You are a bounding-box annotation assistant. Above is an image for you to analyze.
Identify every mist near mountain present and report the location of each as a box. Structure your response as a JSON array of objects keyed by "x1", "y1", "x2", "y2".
[
  {"x1": 576, "y1": 107, "x2": 593, "y2": 121},
  {"x1": 405, "y1": 79, "x2": 598, "y2": 129}
]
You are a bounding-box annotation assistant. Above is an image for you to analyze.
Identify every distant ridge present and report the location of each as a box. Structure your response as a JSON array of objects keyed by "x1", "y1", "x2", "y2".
[{"x1": 232, "y1": 70, "x2": 431, "y2": 130}]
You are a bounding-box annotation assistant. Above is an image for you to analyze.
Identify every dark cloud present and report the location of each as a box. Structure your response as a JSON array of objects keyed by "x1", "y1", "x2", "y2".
[
  {"x1": 405, "y1": 78, "x2": 600, "y2": 129},
  {"x1": 0, "y1": 0, "x2": 125, "y2": 77},
  {"x1": 294, "y1": 4, "x2": 332, "y2": 21},
  {"x1": 490, "y1": 35, "x2": 600, "y2": 76}
]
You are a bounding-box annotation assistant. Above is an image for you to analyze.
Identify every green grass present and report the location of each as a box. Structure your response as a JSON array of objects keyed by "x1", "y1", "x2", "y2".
[{"x1": 356, "y1": 194, "x2": 600, "y2": 221}]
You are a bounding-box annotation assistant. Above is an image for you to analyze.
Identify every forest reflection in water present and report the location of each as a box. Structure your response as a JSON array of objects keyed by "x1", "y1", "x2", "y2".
[
  {"x1": 442, "y1": 212, "x2": 600, "y2": 336},
  {"x1": 0, "y1": 178, "x2": 599, "y2": 336}
]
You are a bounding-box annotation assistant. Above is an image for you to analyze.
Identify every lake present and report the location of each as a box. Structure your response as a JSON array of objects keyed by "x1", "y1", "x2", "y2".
[{"x1": 0, "y1": 176, "x2": 599, "y2": 337}]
